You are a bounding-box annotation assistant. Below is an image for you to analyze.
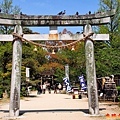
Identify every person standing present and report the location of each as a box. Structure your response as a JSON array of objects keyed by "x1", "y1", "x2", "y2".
[
  {"x1": 54, "y1": 83, "x2": 58, "y2": 94},
  {"x1": 42, "y1": 83, "x2": 46, "y2": 94},
  {"x1": 36, "y1": 82, "x2": 42, "y2": 95},
  {"x1": 47, "y1": 83, "x2": 51, "y2": 94},
  {"x1": 58, "y1": 83, "x2": 62, "y2": 93}
]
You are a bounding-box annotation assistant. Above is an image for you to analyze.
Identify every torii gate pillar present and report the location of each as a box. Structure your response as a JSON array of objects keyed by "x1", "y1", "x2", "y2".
[
  {"x1": 84, "y1": 24, "x2": 99, "y2": 115},
  {"x1": 9, "y1": 25, "x2": 22, "y2": 117}
]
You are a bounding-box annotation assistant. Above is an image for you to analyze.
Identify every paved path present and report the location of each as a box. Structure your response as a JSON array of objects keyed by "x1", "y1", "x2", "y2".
[{"x1": 0, "y1": 91, "x2": 119, "y2": 120}]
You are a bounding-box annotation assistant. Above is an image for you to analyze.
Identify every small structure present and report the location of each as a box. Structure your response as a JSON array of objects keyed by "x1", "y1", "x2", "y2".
[
  {"x1": 39, "y1": 70, "x2": 56, "y2": 86},
  {"x1": 98, "y1": 76, "x2": 118, "y2": 102},
  {"x1": 103, "y1": 75, "x2": 118, "y2": 102}
]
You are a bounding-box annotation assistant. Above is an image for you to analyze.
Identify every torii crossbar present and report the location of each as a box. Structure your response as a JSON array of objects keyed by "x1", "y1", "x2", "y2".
[{"x1": 0, "y1": 9, "x2": 115, "y2": 118}]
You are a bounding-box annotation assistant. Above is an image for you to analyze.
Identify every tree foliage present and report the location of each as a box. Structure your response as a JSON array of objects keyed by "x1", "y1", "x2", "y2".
[
  {"x1": 0, "y1": 0, "x2": 21, "y2": 34},
  {"x1": 0, "y1": 0, "x2": 21, "y2": 97},
  {"x1": 95, "y1": 0, "x2": 120, "y2": 77}
]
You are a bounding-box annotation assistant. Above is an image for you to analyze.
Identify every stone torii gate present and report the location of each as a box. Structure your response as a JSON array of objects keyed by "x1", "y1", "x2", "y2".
[{"x1": 0, "y1": 10, "x2": 115, "y2": 117}]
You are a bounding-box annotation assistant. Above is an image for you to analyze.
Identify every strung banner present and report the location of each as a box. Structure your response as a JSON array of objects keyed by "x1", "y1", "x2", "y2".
[
  {"x1": 78, "y1": 75, "x2": 87, "y2": 91},
  {"x1": 63, "y1": 77, "x2": 72, "y2": 93}
]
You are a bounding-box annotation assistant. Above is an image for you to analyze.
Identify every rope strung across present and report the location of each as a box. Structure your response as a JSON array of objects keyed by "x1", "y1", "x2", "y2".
[{"x1": 12, "y1": 32, "x2": 94, "y2": 49}]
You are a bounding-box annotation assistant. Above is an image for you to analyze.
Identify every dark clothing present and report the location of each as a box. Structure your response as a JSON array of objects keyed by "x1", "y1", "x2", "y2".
[
  {"x1": 47, "y1": 85, "x2": 51, "y2": 94},
  {"x1": 36, "y1": 84, "x2": 42, "y2": 94},
  {"x1": 54, "y1": 84, "x2": 58, "y2": 94}
]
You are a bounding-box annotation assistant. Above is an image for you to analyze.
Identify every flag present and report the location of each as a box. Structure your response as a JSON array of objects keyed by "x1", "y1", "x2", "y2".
[
  {"x1": 63, "y1": 77, "x2": 72, "y2": 92},
  {"x1": 78, "y1": 75, "x2": 87, "y2": 91}
]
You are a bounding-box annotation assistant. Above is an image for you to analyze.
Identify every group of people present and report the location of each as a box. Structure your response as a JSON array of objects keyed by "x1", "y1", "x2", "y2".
[
  {"x1": 36, "y1": 82, "x2": 50, "y2": 94},
  {"x1": 36, "y1": 82, "x2": 62, "y2": 94}
]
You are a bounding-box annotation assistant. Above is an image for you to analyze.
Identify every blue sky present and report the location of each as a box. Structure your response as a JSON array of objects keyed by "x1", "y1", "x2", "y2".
[{"x1": 12, "y1": 0, "x2": 100, "y2": 33}]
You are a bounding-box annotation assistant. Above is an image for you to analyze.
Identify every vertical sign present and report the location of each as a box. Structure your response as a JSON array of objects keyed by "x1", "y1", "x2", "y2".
[
  {"x1": 26, "y1": 67, "x2": 30, "y2": 82},
  {"x1": 26, "y1": 67, "x2": 30, "y2": 78},
  {"x1": 65, "y1": 64, "x2": 69, "y2": 79}
]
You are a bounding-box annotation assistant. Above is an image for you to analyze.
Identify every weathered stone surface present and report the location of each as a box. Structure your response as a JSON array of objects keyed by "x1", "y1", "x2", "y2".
[
  {"x1": 9, "y1": 25, "x2": 22, "y2": 117},
  {"x1": 0, "y1": 9, "x2": 115, "y2": 26},
  {"x1": 84, "y1": 24, "x2": 99, "y2": 115}
]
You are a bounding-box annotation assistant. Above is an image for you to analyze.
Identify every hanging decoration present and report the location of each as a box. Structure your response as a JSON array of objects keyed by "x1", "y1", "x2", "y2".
[{"x1": 12, "y1": 32, "x2": 94, "y2": 49}]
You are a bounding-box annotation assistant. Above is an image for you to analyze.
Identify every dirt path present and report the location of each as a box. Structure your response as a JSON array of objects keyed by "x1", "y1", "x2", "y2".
[{"x1": 0, "y1": 91, "x2": 120, "y2": 120}]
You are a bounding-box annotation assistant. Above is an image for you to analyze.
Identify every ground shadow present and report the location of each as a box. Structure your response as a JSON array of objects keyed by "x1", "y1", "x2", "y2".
[
  {"x1": 0, "y1": 108, "x2": 106, "y2": 116},
  {"x1": 25, "y1": 95, "x2": 38, "y2": 97}
]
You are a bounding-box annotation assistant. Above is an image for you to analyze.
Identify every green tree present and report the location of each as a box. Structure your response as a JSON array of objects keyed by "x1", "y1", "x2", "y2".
[
  {"x1": 0, "y1": 0, "x2": 21, "y2": 97},
  {"x1": 0, "y1": 0, "x2": 21, "y2": 34},
  {"x1": 95, "y1": 0, "x2": 120, "y2": 77},
  {"x1": 56, "y1": 42, "x2": 86, "y2": 84}
]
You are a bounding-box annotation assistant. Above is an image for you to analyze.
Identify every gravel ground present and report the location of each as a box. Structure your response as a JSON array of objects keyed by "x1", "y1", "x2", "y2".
[{"x1": 0, "y1": 90, "x2": 120, "y2": 120}]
